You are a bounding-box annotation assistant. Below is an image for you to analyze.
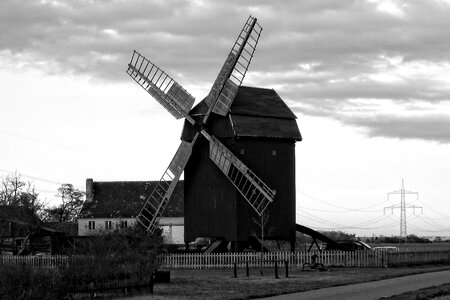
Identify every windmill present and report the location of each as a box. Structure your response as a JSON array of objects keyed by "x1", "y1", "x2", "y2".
[{"x1": 126, "y1": 16, "x2": 278, "y2": 239}]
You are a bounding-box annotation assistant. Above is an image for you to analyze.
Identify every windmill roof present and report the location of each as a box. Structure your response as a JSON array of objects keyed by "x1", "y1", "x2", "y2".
[
  {"x1": 78, "y1": 181, "x2": 184, "y2": 219},
  {"x1": 190, "y1": 86, "x2": 297, "y2": 119},
  {"x1": 183, "y1": 86, "x2": 302, "y2": 141}
]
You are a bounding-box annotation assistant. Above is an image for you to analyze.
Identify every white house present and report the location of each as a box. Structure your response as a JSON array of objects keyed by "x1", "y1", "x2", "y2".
[{"x1": 78, "y1": 179, "x2": 184, "y2": 244}]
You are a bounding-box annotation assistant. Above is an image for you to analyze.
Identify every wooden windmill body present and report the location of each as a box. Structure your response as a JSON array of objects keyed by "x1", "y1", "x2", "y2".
[{"x1": 182, "y1": 86, "x2": 301, "y2": 248}]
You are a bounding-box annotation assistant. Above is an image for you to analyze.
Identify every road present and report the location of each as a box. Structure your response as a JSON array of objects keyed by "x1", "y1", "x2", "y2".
[{"x1": 262, "y1": 269, "x2": 450, "y2": 300}]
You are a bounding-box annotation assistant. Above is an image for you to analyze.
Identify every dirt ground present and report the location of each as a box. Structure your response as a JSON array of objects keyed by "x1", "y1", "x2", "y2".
[{"x1": 114, "y1": 265, "x2": 450, "y2": 300}]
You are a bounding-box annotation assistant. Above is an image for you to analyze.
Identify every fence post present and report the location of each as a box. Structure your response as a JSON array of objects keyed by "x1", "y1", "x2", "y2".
[
  {"x1": 89, "y1": 281, "x2": 95, "y2": 300},
  {"x1": 149, "y1": 274, "x2": 154, "y2": 294},
  {"x1": 233, "y1": 262, "x2": 237, "y2": 278},
  {"x1": 274, "y1": 260, "x2": 279, "y2": 279},
  {"x1": 246, "y1": 261, "x2": 249, "y2": 277},
  {"x1": 285, "y1": 260, "x2": 289, "y2": 278}
]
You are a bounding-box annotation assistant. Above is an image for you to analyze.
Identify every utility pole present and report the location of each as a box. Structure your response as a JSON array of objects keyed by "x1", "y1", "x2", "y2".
[{"x1": 384, "y1": 179, "x2": 423, "y2": 242}]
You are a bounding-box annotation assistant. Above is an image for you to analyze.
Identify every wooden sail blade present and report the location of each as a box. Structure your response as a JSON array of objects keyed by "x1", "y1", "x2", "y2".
[
  {"x1": 208, "y1": 135, "x2": 275, "y2": 215},
  {"x1": 127, "y1": 50, "x2": 195, "y2": 119},
  {"x1": 137, "y1": 139, "x2": 195, "y2": 233},
  {"x1": 205, "y1": 15, "x2": 263, "y2": 116}
]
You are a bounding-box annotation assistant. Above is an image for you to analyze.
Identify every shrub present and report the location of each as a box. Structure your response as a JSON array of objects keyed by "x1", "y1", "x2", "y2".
[
  {"x1": 0, "y1": 227, "x2": 161, "y2": 298},
  {"x1": 0, "y1": 264, "x2": 64, "y2": 300}
]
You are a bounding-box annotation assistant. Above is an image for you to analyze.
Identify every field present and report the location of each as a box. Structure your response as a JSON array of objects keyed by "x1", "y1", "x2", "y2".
[
  {"x1": 117, "y1": 243, "x2": 450, "y2": 299},
  {"x1": 114, "y1": 264, "x2": 450, "y2": 299},
  {"x1": 374, "y1": 242, "x2": 450, "y2": 251},
  {"x1": 295, "y1": 242, "x2": 450, "y2": 252}
]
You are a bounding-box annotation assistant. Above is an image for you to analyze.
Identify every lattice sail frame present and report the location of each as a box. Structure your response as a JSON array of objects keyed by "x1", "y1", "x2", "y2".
[
  {"x1": 127, "y1": 51, "x2": 196, "y2": 119},
  {"x1": 127, "y1": 16, "x2": 274, "y2": 234},
  {"x1": 208, "y1": 136, "x2": 275, "y2": 215},
  {"x1": 137, "y1": 138, "x2": 197, "y2": 233},
  {"x1": 205, "y1": 15, "x2": 263, "y2": 116}
]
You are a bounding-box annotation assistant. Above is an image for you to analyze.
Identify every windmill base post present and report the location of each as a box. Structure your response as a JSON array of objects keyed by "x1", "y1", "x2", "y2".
[
  {"x1": 290, "y1": 233, "x2": 296, "y2": 252},
  {"x1": 231, "y1": 241, "x2": 239, "y2": 252}
]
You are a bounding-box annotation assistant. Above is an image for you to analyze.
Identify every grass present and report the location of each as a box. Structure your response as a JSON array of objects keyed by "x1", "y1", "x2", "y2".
[{"x1": 114, "y1": 264, "x2": 450, "y2": 299}]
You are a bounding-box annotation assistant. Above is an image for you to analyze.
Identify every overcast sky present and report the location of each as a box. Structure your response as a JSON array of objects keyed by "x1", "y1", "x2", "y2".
[{"x1": 1, "y1": 0, "x2": 450, "y2": 237}]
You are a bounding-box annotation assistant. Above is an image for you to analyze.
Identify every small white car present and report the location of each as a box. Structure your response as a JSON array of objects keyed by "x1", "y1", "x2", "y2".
[{"x1": 373, "y1": 246, "x2": 400, "y2": 251}]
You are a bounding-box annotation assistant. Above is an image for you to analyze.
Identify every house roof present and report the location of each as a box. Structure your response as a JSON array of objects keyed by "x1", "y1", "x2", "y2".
[
  {"x1": 78, "y1": 180, "x2": 184, "y2": 219},
  {"x1": 182, "y1": 86, "x2": 302, "y2": 141},
  {"x1": 0, "y1": 205, "x2": 42, "y2": 227}
]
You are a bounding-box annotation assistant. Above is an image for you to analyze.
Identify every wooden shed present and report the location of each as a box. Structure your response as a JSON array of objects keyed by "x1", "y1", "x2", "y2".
[
  {"x1": 181, "y1": 86, "x2": 301, "y2": 249},
  {"x1": 0, "y1": 206, "x2": 66, "y2": 255}
]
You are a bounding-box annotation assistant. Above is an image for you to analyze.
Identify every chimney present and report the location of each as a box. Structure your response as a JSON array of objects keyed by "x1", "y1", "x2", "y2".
[{"x1": 86, "y1": 178, "x2": 94, "y2": 202}]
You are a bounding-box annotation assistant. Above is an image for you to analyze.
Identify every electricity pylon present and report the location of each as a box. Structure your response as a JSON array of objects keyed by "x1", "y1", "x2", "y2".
[{"x1": 384, "y1": 179, "x2": 423, "y2": 241}]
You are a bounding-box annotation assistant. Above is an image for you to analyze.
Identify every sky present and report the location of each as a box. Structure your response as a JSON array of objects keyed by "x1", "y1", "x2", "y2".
[{"x1": 1, "y1": 0, "x2": 450, "y2": 237}]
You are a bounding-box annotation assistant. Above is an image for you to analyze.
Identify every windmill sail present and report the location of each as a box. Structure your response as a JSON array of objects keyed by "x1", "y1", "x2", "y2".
[
  {"x1": 205, "y1": 15, "x2": 262, "y2": 116},
  {"x1": 137, "y1": 138, "x2": 198, "y2": 233},
  {"x1": 208, "y1": 135, "x2": 275, "y2": 215},
  {"x1": 127, "y1": 51, "x2": 195, "y2": 119}
]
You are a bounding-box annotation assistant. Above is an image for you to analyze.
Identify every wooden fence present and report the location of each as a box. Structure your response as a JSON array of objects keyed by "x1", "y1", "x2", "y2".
[
  {"x1": 157, "y1": 251, "x2": 386, "y2": 269},
  {"x1": 0, "y1": 254, "x2": 69, "y2": 268},
  {"x1": 157, "y1": 250, "x2": 450, "y2": 269},
  {"x1": 2, "y1": 250, "x2": 450, "y2": 269}
]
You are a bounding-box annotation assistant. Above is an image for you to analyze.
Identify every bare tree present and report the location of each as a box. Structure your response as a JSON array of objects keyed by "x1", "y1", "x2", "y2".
[
  {"x1": 252, "y1": 209, "x2": 272, "y2": 276},
  {"x1": 43, "y1": 183, "x2": 85, "y2": 222},
  {"x1": 0, "y1": 172, "x2": 25, "y2": 206},
  {"x1": 0, "y1": 172, "x2": 45, "y2": 217}
]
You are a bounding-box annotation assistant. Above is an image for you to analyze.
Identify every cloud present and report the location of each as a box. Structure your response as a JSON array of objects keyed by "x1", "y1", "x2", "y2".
[
  {"x1": 345, "y1": 113, "x2": 450, "y2": 143},
  {"x1": 2, "y1": 0, "x2": 450, "y2": 143}
]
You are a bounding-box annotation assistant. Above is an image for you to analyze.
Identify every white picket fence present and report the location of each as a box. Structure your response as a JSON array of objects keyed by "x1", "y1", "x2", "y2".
[
  {"x1": 157, "y1": 250, "x2": 386, "y2": 269},
  {"x1": 157, "y1": 250, "x2": 450, "y2": 269},
  {"x1": 2, "y1": 250, "x2": 450, "y2": 269}
]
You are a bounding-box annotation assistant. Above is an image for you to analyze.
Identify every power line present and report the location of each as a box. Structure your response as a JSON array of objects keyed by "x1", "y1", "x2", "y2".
[
  {"x1": 298, "y1": 191, "x2": 391, "y2": 212},
  {"x1": 0, "y1": 168, "x2": 85, "y2": 190},
  {"x1": 297, "y1": 210, "x2": 399, "y2": 231},
  {"x1": 0, "y1": 128, "x2": 156, "y2": 160},
  {"x1": 415, "y1": 197, "x2": 450, "y2": 219}
]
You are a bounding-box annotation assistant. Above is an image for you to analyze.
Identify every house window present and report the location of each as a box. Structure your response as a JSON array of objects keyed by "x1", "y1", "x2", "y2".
[
  {"x1": 121, "y1": 220, "x2": 128, "y2": 229},
  {"x1": 272, "y1": 150, "x2": 277, "y2": 156},
  {"x1": 240, "y1": 149, "x2": 245, "y2": 155},
  {"x1": 88, "y1": 221, "x2": 95, "y2": 230},
  {"x1": 105, "y1": 221, "x2": 112, "y2": 230}
]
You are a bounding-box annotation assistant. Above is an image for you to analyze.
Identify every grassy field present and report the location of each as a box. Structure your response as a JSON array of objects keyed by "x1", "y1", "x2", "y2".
[
  {"x1": 374, "y1": 242, "x2": 450, "y2": 251},
  {"x1": 112, "y1": 243, "x2": 450, "y2": 299},
  {"x1": 296, "y1": 242, "x2": 450, "y2": 252},
  {"x1": 115, "y1": 264, "x2": 450, "y2": 299}
]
